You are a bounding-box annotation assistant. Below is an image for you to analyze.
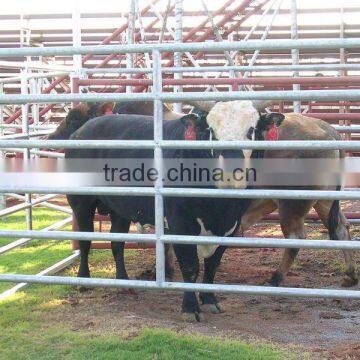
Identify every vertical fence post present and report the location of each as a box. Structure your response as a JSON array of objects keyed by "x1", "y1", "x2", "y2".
[
  {"x1": 20, "y1": 69, "x2": 32, "y2": 230},
  {"x1": 72, "y1": 2, "x2": 82, "y2": 77},
  {"x1": 291, "y1": 0, "x2": 301, "y2": 113},
  {"x1": 30, "y1": 77, "x2": 39, "y2": 156},
  {"x1": 174, "y1": 0, "x2": 183, "y2": 112},
  {"x1": 152, "y1": 49, "x2": 165, "y2": 286},
  {"x1": 0, "y1": 83, "x2": 5, "y2": 211},
  {"x1": 126, "y1": 0, "x2": 136, "y2": 93}
]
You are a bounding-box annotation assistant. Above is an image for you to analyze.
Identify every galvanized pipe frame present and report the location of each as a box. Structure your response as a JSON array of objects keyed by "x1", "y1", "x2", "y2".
[
  {"x1": 2, "y1": 187, "x2": 360, "y2": 201},
  {"x1": 1, "y1": 39, "x2": 360, "y2": 57},
  {"x1": 0, "y1": 274, "x2": 359, "y2": 300},
  {"x1": 2, "y1": 0, "x2": 159, "y2": 125},
  {"x1": 3, "y1": 88, "x2": 360, "y2": 105},
  {"x1": 83, "y1": 63, "x2": 360, "y2": 74},
  {"x1": 1, "y1": 229, "x2": 360, "y2": 251},
  {"x1": 1, "y1": 41, "x2": 360, "y2": 299},
  {"x1": 76, "y1": 75, "x2": 360, "y2": 87},
  {"x1": 3, "y1": 139, "x2": 360, "y2": 150}
]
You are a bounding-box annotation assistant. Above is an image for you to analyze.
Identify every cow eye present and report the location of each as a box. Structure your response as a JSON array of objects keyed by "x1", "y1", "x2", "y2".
[{"x1": 246, "y1": 127, "x2": 254, "y2": 140}]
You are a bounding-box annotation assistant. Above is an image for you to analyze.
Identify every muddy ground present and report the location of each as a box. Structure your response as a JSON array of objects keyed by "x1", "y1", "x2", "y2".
[{"x1": 50, "y1": 217, "x2": 360, "y2": 360}]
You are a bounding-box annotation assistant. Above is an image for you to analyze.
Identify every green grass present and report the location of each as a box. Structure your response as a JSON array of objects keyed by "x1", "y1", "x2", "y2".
[
  {"x1": 0, "y1": 207, "x2": 293, "y2": 360},
  {"x1": 0, "y1": 207, "x2": 72, "y2": 292},
  {"x1": 0, "y1": 286, "x2": 286, "y2": 360},
  {"x1": 0, "y1": 207, "x2": 69, "y2": 246}
]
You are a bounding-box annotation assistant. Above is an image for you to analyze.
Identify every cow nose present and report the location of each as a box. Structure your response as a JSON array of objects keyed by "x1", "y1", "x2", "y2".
[{"x1": 221, "y1": 150, "x2": 244, "y2": 159}]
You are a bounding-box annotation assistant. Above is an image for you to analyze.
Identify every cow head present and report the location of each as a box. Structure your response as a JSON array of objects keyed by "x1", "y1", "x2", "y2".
[
  {"x1": 184, "y1": 99, "x2": 284, "y2": 155},
  {"x1": 182, "y1": 100, "x2": 285, "y2": 188},
  {"x1": 47, "y1": 102, "x2": 114, "y2": 140},
  {"x1": 181, "y1": 111, "x2": 209, "y2": 139}
]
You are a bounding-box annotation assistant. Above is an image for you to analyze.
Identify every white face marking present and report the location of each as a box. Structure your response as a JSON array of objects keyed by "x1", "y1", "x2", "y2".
[
  {"x1": 206, "y1": 101, "x2": 259, "y2": 187},
  {"x1": 206, "y1": 100, "x2": 259, "y2": 143}
]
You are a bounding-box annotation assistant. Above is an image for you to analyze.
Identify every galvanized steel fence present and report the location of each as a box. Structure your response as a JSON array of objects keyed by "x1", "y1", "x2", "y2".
[{"x1": 0, "y1": 39, "x2": 360, "y2": 299}]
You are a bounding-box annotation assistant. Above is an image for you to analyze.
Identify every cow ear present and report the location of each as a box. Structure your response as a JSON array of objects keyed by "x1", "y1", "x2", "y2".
[
  {"x1": 180, "y1": 113, "x2": 200, "y2": 127},
  {"x1": 264, "y1": 112, "x2": 285, "y2": 128},
  {"x1": 97, "y1": 102, "x2": 115, "y2": 116},
  {"x1": 66, "y1": 108, "x2": 89, "y2": 133},
  {"x1": 256, "y1": 112, "x2": 285, "y2": 140}
]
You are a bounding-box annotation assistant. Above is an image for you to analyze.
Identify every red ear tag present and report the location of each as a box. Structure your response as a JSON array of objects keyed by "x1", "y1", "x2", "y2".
[
  {"x1": 266, "y1": 124, "x2": 279, "y2": 141},
  {"x1": 185, "y1": 125, "x2": 197, "y2": 140},
  {"x1": 104, "y1": 105, "x2": 113, "y2": 115}
]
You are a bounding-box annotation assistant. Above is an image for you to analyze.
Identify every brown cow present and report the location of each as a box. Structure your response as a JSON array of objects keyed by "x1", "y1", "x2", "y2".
[{"x1": 189, "y1": 101, "x2": 358, "y2": 288}]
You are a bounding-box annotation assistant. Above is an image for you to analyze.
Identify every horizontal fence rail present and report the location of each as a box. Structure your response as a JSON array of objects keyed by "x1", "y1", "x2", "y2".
[
  {"x1": 0, "y1": 230, "x2": 156, "y2": 243},
  {"x1": 0, "y1": 38, "x2": 360, "y2": 57},
  {"x1": 2, "y1": 89, "x2": 360, "y2": 105},
  {"x1": 83, "y1": 63, "x2": 360, "y2": 74},
  {"x1": 1, "y1": 38, "x2": 360, "y2": 302},
  {"x1": 1, "y1": 139, "x2": 360, "y2": 150},
  {"x1": 1, "y1": 229, "x2": 360, "y2": 250},
  {"x1": 0, "y1": 187, "x2": 359, "y2": 200},
  {"x1": 0, "y1": 275, "x2": 359, "y2": 300}
]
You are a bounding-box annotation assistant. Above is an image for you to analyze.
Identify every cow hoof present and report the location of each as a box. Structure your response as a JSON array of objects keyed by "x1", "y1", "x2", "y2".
[
  {"x1": 165, "y1": 269, "x2": 175, "y2": 281},
  {"x1": 341, "y1": 275, "x2": 359, "y2": 288},
  {"x1": 267, "y1": 271, "x2": 283, "y2": 287},
  {"x1": 181, "y1": 312, "x2": 204, "y2": 323},
  {"x1": 201, "y1": 303, "x2": 224, "y2": 314},
  {"x1": 77, "y1": 286, "x2": 91, "y2": 293},
  {"x1": 127, "y1": 288, "x2": 138, "y2": 297},
  {"x1": 165, "y1": 273, "x2": 174, "y2": 281}
]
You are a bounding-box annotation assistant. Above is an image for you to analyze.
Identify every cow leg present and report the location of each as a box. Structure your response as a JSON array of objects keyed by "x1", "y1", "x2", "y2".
[
  {"x1": 314, "y1": 200, "x2": 358, "y2": 287},
  {"x1": 173, "y1": 243, "x2": 201, "y2": 322},
  {"x1": 166, "y1": 208, "x2": 203, "y2": 321},
  {"x1": 164, "y1": 244, "x2": 175, "y2": 280},
  {"x1": 240, "y1": 199, "x2": 278, "y2": 233},
  {"x1": 109, "y1": 213, "x2": 131, "y2": 280},
  {"x1": 268, "y1": 200, "x2": 313, "y2": 286},
  {"x1": 70, "y1": 199, "x2": 96, "y2": 283},
  {"x1": 199, "y1": 246, "x2": 227, "y2": 314}
]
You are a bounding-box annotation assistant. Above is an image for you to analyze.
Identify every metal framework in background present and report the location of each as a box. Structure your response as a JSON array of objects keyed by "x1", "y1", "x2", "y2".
[{"x1": 0, "y1": 38, "x2": 360, "y2": 300}]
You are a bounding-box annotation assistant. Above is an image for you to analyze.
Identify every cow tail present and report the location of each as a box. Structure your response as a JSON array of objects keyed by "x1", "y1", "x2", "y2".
[{"x1": 328, "y1": 185, "x2": 341, "y2": 240}]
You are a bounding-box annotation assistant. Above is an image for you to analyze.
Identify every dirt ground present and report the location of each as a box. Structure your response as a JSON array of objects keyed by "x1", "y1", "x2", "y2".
[
  {"x1": 45, "y1": 217, "x2": 359, "y2": 360},
  {"x1": 6, "y1": 196, "x2": 360, "y2": 358}
]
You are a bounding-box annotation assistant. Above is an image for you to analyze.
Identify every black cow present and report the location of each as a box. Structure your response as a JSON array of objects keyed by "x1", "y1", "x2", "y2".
[
  {"x1": 114, "y1": 101, "x2": 183, "y2": 120},
  {"x1": 64, "y1": 107, "x2": 269, "y2": 321},
  {"x1": 47, "y1": 102, "x2": 179, "y2": 278}
]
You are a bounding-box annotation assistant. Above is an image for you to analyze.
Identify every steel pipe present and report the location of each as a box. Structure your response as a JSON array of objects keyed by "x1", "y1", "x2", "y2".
[
  {"x1": 2, "y1": 89, "x2": 360, "y2": 105},
  {"x1": 82, "y1": 63, "x2": 360, "y2": 74},
  {"x1": 0, "y1": 39, "x2": 360, "y2": 57},
  {"x1": 2, "y1": 139, "x2": 360, "y2": 150},
  {"x1": 0, "y1": 187, "x2": 358, "y2": 201},
  {"x1": 1, "y1": 229, "x2": 360, "y2": 250},
  {"x1": 0, "y1": 274, "x2": 359, "y2": 299},
  {"x1": 78, "y1": 76, "x2": 360, "y2": 87},
  {"x1": 0, "y1": 229, "x2": 156, "y2": 243}
]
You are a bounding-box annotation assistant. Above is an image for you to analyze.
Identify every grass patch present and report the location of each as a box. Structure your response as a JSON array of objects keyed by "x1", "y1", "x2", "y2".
[
  {"x1": 0, "y1": 285, "x2": 287, "y2": 360},
  {"x1": 0, "y1": 207, "x2": 72, "y2": 292},
  {"x1": 0, "y1": 322, "x2": 287, "y2": 360}
]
